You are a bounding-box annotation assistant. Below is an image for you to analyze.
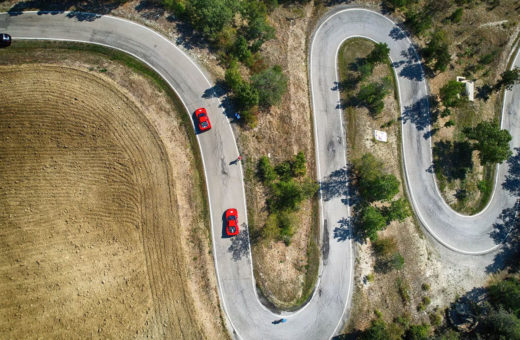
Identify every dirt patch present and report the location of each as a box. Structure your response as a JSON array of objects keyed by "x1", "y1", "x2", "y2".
[
  {"x1": 0, "y1": 49, "x2": 226, "y2": 339},
  {"x1": 337, "y1": 38, "x2": 489, "y2": 333}
]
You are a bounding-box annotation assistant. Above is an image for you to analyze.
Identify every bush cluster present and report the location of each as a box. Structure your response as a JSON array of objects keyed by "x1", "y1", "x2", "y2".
[
  {"x1": 158, "y1": 0, "x2": 288, "y2": 126},
  {"x1": 353, "y1": 153, "x2": 410, "y2": 241},
  {"x1": 257, "y1": 152, "x2": 318, "y2": 245}
]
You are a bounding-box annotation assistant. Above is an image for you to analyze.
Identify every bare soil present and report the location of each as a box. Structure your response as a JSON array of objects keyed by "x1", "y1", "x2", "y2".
[
  {"x1": 0, "y1": 48, "x2": 226, "y2": 339},
  {"x1": 337, "y1": 38, "x2": 489, "y2": 333}
]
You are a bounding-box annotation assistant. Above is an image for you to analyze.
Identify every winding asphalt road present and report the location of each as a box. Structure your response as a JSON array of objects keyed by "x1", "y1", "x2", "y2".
[{"x1": 1, "y1": 7, "x2": 518, "y2": 340}]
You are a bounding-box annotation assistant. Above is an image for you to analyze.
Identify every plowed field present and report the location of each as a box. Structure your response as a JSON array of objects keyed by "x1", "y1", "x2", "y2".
[{"x1": 0, "y1": 65, "x2": 205, "y2": 338}]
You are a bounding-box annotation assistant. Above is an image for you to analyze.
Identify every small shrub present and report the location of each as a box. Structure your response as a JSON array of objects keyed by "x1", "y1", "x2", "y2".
[
  {"x1": 355, "y1": 82, "x2": 388, "y2": 116},
  {"x1": 358, "y1": 205, "x2": 387, "y2": 241},
  {"x1": 479, "y1": 51, "x2": 496, "y2": 65},
  {"x1": 391, "y1": 253, "x2": 404, "y2": 270},
  {"x1": 257, "y1": 156, "x2": 276, "y2": 183},
  {"x1": 291, "y1": 151, "x2": 306, "y2": 177},
  {"x1": 430, "y1": 312, "x2": 443, "y2": 326},
  {"x1": 383, "y1": 198, "x2": 411, "y2": 223},
  {"x1": 366, "y1": 273, "x2": 374, "y2": 282},
  {"x1": 421, "y1": 283, "x2": 431, "y2": 291},
  {"x1": 275, "y1": 161, "x2": 292, "y2": 181},
  {"x1": 440, "y1": 80, "x2": 466, "y2": 107},
  {"x1": 372, "y1": 237, "x2": 398, "y2": 257},
  {"x1": 367, "y1": 43, "x2": 390, "y2": 64},
  {"x1": 397, "y1": 277, "x2": 410, "y2": 304},
  {"x1": 406, "y1": 323, "x2": 430, "y2": 340},
  {"x1": 251, "y1": 65, "x2": 287, "y2": 107},
  {"x1": 450, "y1": 8, "x2": 463, "y2": 23},
  {"x1": 444, "y1": 120, "x2": 455, "y2": 128}
]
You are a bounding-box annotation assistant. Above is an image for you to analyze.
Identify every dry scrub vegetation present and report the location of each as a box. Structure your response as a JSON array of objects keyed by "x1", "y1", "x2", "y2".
[
  {"x1": 0, "y1": 46, "x2": 227, "y2": 339},
  {"x1": 337, "y1": 38, "x2": 489, "y2": 335}
]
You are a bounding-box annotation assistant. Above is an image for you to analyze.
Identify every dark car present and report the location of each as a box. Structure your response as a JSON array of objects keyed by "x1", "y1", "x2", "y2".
[
  {"x1": 195, "y1": 107, "x2": 211, "y2": 132},
  {"x1": 0, "y1": 34, "x2": 11, "y2": 47},
  {"x1": 225, "y1": 208, "x2": 239, "y2": 236}
]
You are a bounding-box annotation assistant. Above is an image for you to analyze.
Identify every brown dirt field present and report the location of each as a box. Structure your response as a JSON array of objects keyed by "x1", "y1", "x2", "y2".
[{"x1": 0, "y1": 58, "x2": 226, "y2": 339}]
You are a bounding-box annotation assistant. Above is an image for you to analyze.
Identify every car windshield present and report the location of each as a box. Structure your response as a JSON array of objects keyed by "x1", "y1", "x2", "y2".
[
  {"x1": 228, "y1": 226, "x2": 236, "y2": 233},
  {"x1": 201, "y1": 121, "x2": 208, "y2": 128},
  {"x1": 228, "y1": 215, "x2": 236, "y2": 220}
]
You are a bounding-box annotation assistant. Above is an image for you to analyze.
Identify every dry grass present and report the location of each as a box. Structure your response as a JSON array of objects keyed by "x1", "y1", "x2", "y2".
[
  {"x1": 237, "y1": 2, "x2": 322, "y2": 309},
  {"x1": 0, "y1": 45, "x2": 226, "y2": 339}
]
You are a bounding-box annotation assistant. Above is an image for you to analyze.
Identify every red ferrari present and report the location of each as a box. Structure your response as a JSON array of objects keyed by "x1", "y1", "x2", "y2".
[
  {"x1": 225, "y1": 208, "x2": 239, "y2": 236},
  {"x1": 195, "y1": 107, "x2": 211, "y2": 132}
]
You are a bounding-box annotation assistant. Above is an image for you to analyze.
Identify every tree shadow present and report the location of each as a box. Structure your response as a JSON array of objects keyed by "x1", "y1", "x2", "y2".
[
  {"x1": 399, "y1": 63, "x2": 424, "y2": 81},
  {"x1": 134, "y1": 0, "x2": 165, "y2": 21},
  {"x1": 227, "y1": 225, "x2": 250, "y2": 262},
  {"x1": 202, "y1": 80, "x2": 228, "y2": 99},
  {"x1": 502, "y1": 147, "x2": 520, "y2": 196},
  {"x1": 8, "y1": 0, "x2": 124, "y2": 17},
  {"x1": 389, "y1": 25, "x2": 408, "y2": 40},
  {"x1": 486, "y1": 201, "x2": 520, "y2": 274},
  {"x1": 447, "y1": 286, "x2": 487, "y2": 331},
  {"x1": 432, "y1": 140, "x2": 473, "y2": 181},
  {"x1": 333, "y1": 217, "x2": 354, "y2": 242},
  {"x1": 320, "y1": 166, "x2": 356, "y2": 206},
  {"x1": 66, "y1": 11, "x2": 101, "y2": 21},
  {"x1": 174, "y1": 20, "x2": 210, "y2": 51},
  {"x1": 476, "y1": 84, "x2": 493, "y2": 102},
  {"x1": 400, "y1": 96, "x2": 430, "y2": 131}
]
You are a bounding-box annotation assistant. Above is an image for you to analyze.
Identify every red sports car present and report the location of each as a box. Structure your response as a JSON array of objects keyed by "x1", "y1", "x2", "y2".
[
  {"x1": 225, "y1": 208, "x2": 239, "y2": 236},
  {"x1": 195, "y1": 107, "x2": 211, "y2": 132}
]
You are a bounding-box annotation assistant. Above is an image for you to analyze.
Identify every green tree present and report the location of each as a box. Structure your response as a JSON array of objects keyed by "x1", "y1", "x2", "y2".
[
  {"x1": 440, "y1": 80, "x2": 466, "y2": 107},
  {"x1": 480, "y1": 307, "x2": 520, "y2": 340},
  {"x1": 463, "y1": 121, "x2": 512, "y2": 164},
  {"x1": 257, "y1": 156, "x2": 276, "y2": 183},
  {"x1": 361, "y1": 317, "x2": 390, "y2": 340},
  {"x1": 225, "y1": 59, "x2": 243, "y2": 91},
  {"x1": 405, "y1": 10, "x2": 432, "y2": 36},
  {"x1": 291, "y1": 151, "x2": 306, "y2": 177},
  {"x1": 355, "y1": 82, "x2": 388, "y2": 116},
  {"x1": 384, "y1": 198, "x2": 411, "y2": 223},
  {"x1": 187, "y1": 0, "x2": 235, "y2": 40},
  {"x1": 360, "y1": 173, "x2": 400, "y2": 203},
  {"x1": 275, "y1": 160, "x2": 292, "y2": 181},
  {"x1": 488, "y1": 277, "x2": 520, "y2": 316},
  {"x1": 270, "y1": 179, "x2": 303, "y2": 211},
  {"x1": 246, "y1": 16, "x2": 275, "y2": 51},
  {"x1": 232, "y1": 35, "x2": 252, "y2": 64},
  {"x1": 355, "y1": 153, "x2": 400, "y2": 202},
  {"x1": 423, "y1": 30, "x2": 451, "y2": 72},
  {"x1": 367, "y1": 43, "x2": 390, "y2": 64},
  {"x1": 251, "y1": 65, "x2": 288, "y2": 107},
  {"x1": 495, "y1": 68, "x2": 520, "y2": 91},
  {"x1": 301, "y1": 177, "x2": 319, "y2": 198},
  {"x1": 358, "y1": 205, "x2": 387, "y2": 241},
  {"x1": 234, "y1": 81, "x2": 259, "y2": 109}
]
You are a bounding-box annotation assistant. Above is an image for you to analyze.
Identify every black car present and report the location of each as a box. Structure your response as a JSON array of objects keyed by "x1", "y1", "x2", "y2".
[{"x1": 0, "y1": 33, "x2": 11, "y2": 47}]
